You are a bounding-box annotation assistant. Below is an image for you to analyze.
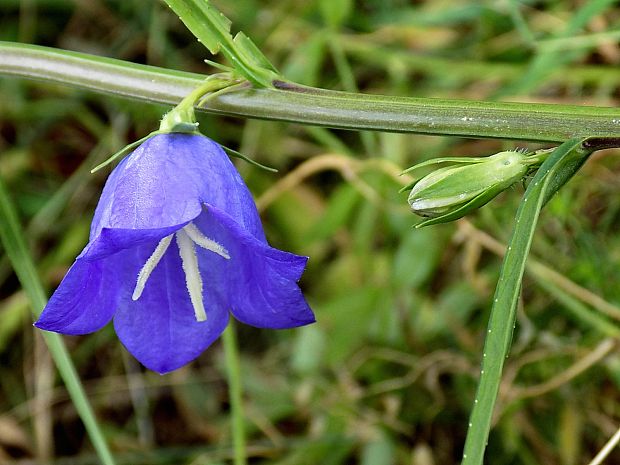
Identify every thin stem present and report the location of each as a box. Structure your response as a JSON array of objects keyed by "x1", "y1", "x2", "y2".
[
  {"x1": 587, "y1": 425, "x2": 620, "y2": 465},
  {"x1": 177, "y1": 76, "x2": 234, "y2": 111},
  {"x1": 222, "y1": 322, "x2": 247, "y2": 465},
  {"x1": 1, "y1": 42, "x2": 619, "y2": 142},
  {"x1": 158, "y1": 75, "x2": 238, "y2": 132},
  {"x1": 0, "y1": 176, "x2": 116, "y2": 465}
]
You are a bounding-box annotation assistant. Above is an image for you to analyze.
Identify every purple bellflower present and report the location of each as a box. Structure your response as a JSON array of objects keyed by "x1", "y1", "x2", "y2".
[{"x1": 35, "y1": 133, "x2": 315, "y2": 373}]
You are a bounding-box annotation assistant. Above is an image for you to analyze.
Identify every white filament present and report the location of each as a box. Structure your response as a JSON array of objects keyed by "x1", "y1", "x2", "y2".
[
  {"x1": 132, "y1": 234, "x2": 173, "y2": 301},
  {"x1": 175, "y1": 228, "x2": 207, "y2": 322},
  {"x1": 183, "y1": 223, "x2": 230, "y2": 259},
  {"x1": 131, "y1": 222, "x2": 230, "y2": 323}
]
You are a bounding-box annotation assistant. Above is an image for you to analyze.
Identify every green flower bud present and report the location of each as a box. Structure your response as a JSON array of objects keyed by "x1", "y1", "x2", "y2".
[{"x1": 403, "y1": 149, "x2": 551, "y2": 227}]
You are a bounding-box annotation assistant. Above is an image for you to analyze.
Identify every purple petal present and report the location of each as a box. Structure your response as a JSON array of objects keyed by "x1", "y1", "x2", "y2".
[
  {"x1": 113, "y1": 243, "x2": 229, "y2": 374},
  {"x1": 81, "y1": 225, "x2": 182, "y2": 261},
  {"x1": 91, "y1": 134, "x2": 265, "y2": 242},
  {"x1": 194, "y1": 206, "x2": 315, "y2": 329},
  {"x1": 35, "y1": 248, "x2": 138, "y2": 335}
]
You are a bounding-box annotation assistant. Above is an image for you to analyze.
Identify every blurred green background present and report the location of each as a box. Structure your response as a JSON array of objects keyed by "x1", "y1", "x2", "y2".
[{"x1": 1, "y1": 0, "x2": 619, "y2": 464}]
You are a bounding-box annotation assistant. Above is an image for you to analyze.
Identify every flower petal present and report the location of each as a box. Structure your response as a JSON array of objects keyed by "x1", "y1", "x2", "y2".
[
  {"x1": 194, "y1": 206, "x2": 315, "y2": 329},
  {"x1": 113, "y1": 243, "x2": 229, "y2": 374},
  {"x1": 35, "y1": 248, "x2": 138, "y2": 335},
  {"x1": 91, "y1": 134, "x2": 265, "y2": 241},
  {"x1": 81, "y1": 225, "x2": 182, "y2": 261}
]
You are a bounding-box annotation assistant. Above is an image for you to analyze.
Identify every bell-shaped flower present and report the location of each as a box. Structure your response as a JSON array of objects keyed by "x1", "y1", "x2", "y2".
[{"x1": 35, "y1": 133, "x2": 315, "y2": 373}]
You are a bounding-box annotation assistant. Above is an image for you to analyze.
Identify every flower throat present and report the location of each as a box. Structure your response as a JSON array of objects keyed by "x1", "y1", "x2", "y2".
[{"x1": 131, "y1": 222, "x2": 230, "y2": 321}]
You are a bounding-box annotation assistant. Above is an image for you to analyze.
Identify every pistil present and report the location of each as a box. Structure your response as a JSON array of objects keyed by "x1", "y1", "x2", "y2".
[{"x1": 176, "y1": 229, "x2": 207, "y2": 321}]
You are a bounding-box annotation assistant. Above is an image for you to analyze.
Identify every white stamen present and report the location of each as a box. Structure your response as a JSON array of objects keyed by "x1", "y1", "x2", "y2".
[
  {"x1": 132, "y1": 234, "x2": 173, "y2": 301},
  {"x1": 176, "y1": 229, "x2": 207, "y2": 322},
  {"x1": 183, "y1": 223, "x2": 230, "y2": 259},
  {"x1": 130, "y1": 222, "x2": 230, "y2": 323}
]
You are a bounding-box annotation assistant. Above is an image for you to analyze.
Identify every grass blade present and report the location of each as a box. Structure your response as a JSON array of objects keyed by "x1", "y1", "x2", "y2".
[{"x1": 0, "y1": 176, "x2": 116, "y2": 465}]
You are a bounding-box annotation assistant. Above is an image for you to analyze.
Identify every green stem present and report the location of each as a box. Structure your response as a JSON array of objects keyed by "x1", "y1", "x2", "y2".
[
  {"x1": 1, "y1": 42, "x2": 619, "y2": 142},
  {"x1": 222, "y1": 323, "x2": 247, "y2": 465},
  {"x1": 158, "y1": 75, "x2": 237, "y2": 132},
  {"x1": 0, "y1": 177, "x2": 116, "y2": 465}
]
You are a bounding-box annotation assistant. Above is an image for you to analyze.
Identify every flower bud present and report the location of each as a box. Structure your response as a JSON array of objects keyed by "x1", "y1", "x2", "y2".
[{"x1": 404, "y1": 149, "x2": 549, "y2": 227}]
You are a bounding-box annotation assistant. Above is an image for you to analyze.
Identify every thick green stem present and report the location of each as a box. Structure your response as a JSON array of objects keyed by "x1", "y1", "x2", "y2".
[
  {"x1": 222, "y1": 323, "x2": 247, "y2": 465},
  {"x1": 0, "y1": 176, "x2": 116, "y2": 465},
  {"x1": 1, "y1": 42, "x2": 619, "y2": 142}
]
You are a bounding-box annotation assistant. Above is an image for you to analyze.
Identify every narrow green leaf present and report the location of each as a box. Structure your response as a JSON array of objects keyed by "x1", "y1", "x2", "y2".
[
  {"x1": 461, "y1": 138, "x2": 592, "y2": 465},
  {"x1": 165, "y1": 0, "x2": 278, "y2": 87},
  {"x1": 233, "y1": 32, "x2": 278, "y2": 73},
  {"x1": 164, "y1": 0, "x2": 230, "y2": 54}
]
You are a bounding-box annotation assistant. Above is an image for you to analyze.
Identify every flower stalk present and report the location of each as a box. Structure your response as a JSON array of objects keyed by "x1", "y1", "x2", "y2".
[
  {"x1": 222, "y1": 323, "x2": 247, "y2": 465},
  {"x1": 159, "y1": 74, "x2": 242, "y2": 133},
  {"x1": 91, "y1": 75, "x2": 243, "y2": 173}
]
